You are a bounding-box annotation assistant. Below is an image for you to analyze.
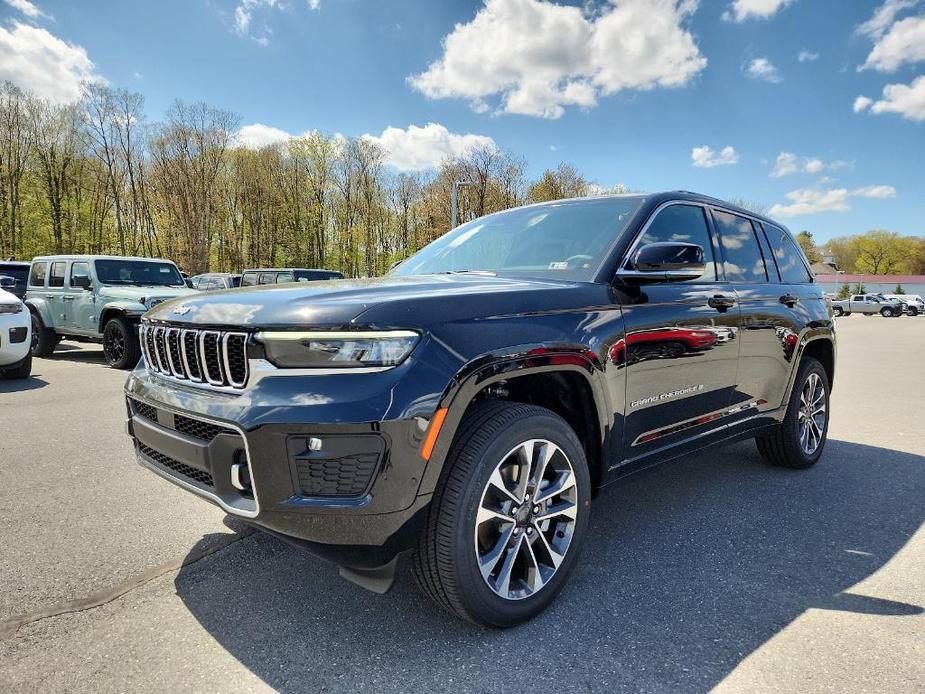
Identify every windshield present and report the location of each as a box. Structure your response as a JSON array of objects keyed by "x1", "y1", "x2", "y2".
[
  {"x1": 391, "y1": 197, "x2": 644, "y2": 281},
  {"x1": 94, "y1": 259, "x2": 184, "y2": 287}
]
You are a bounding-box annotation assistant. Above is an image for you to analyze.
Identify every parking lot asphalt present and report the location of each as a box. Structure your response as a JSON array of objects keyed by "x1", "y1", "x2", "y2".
[{"x1": 1, "y1": 316, "x2": 923, "y2": 693}]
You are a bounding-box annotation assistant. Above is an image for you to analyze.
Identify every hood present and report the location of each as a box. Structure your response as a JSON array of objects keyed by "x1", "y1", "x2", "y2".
[
  {"x1": 144, "y1": 273, "x2": 607, "y2": 329},
  {"x1": 0, "y1": 287, "x2": 23, "y2": 305},
  {"x1": 98, "y1": 285, "x2": 195, "y2": 306}
]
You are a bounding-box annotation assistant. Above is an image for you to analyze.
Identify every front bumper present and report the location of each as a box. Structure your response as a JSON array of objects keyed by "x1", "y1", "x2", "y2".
[
  {"x1": 0, "y1": 312, "x2": 30, "y2": 367},
  {"x1": 124, "y1": 353, "x2": 449, "y2": 569}
]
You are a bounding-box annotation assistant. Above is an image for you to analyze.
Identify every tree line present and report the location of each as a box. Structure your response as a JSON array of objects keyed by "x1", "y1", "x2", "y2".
[
  {"x1": 2, "y1": 81, "x2": 920, "y2": 279},
  {"x1": 0, "y1": 81, "x2": 624, "y2": 277}
]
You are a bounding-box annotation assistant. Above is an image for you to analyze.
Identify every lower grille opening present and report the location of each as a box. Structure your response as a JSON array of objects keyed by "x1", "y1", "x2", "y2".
[
  {"x1": 174, "y1": 414, "x2": 236, "y2": 442},
  {"x1": 138, "y1": 442, "x2": 214, "y2": 488}
]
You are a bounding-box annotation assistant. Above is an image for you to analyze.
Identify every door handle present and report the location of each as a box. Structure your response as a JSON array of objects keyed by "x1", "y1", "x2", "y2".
[
  {"x1": 708, "y1": 294, "x2": 736, "y2": 312},
  {"x1": 780, "y1": 294, "x2": 800, "y2": 307},
  {"x1": 62, "y1": 296, "x2": 75, "y2": 302}
]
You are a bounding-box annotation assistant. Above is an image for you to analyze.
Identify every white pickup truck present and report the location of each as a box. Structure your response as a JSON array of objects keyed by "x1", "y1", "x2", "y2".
[{"x1": 831, "y1": 294, "x2": 904, "y2": 317}]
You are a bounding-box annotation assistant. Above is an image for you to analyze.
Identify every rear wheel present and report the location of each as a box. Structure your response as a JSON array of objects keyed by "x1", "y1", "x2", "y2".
[
  {"x1": 1, "y1": 352, "x2": 32, "y2": 379},
  {"x1": 30, "y1": 312, "x2": 59, "y2": 358},
  {"x1": 412, "y1": 400, "x2": 591, "y2": 627},
  {"x1": 880, "y1": 307, "x2": 894, "y2": 317},
  {"x1": 908, "y1": 307, "x2": 919, "y2": 316},
  {"x1": 756, "y1": 357, "x2": 829, "y2": 469},
  {"x1": 102, "y1": 316, "x2": 141, "y2": 369}
]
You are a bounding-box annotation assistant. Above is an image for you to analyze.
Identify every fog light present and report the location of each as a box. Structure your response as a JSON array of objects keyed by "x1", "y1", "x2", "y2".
[{"x1": 231, "y1": 462, "x2": 251, "y2": 491}]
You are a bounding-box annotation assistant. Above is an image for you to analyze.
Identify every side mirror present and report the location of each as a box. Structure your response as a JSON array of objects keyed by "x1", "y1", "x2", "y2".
[
  {"x1": 617, "y1": 242, "x2": 706, "y2": 282},
  {"x1": 185, "y1": 278, "x2": 194, "y2": 288},
  {"x1": 73, "y1": 275, "x2": 92, "y2": 290}
]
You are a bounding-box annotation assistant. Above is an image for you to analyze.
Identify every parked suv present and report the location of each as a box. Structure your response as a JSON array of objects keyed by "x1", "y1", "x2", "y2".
[
  {"x1": 0, "y1": 260, "x2": 30, "y2": 300},
  {"x1": 881, "y1": 294, "x2": 924, "y2": 316},
  {"x1": 240, "y1": 268, "x2": 344, "y2": 286},
  {"x1": 27, "y1": 255, "x2": 194, "y2": 369},
  {"x1": 191, "y1": 273, "x2": 241, "y2": 290},
  {"x1": 0, "y1": 287, "x2": 31, "y2": 379},
  {"x1": 124, "y1": 192, "x2": 835, "y2": 626}
]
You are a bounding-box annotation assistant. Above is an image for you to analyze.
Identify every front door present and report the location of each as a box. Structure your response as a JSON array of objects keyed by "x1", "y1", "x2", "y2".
[
  {"x1": 46, "y1": 260, "x2": 69, "y2": 329},
  {"x1": 618, "y1": 203, "x2": 741, "y2": 464}
]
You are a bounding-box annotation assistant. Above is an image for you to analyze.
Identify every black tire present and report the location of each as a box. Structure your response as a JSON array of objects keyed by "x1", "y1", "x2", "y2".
[
  {"x1": 908, "y1": 307, "x2": 919, "y2": 316},
  {"x1": 1, "y1": 351, "x2": 32, "y2": 379},
  {"x1": 844, "y1": 312, "x2": 851, "y2": 316},
  {"x1": 832, "y1": 306, "x2": 843, "y2": 317},
  {"x1": 880, "y1": 307, "x2": 893, "y2": 317},
  {"x1": 102, "y1": 316, "x2": 141, "y2": 369},
  {"x1": 756, "y1": 357, "x2": 830, "y2": 469},
  {"x1": 30, "y1": 312, "x2": 59, "y2": 358},
  {"x1": 412, "y1": 400, "x2": 591, "y2": 627}
]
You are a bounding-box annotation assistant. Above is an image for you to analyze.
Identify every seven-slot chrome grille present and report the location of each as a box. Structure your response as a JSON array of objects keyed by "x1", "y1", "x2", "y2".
[{"x1": 140, "y1": 324, "x2": 249, "y2": 389}]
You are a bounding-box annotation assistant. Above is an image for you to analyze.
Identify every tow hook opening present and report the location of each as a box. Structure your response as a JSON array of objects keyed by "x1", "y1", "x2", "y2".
[{"x1": 230, "y1": 453, "x2": 253, "y2": 499}]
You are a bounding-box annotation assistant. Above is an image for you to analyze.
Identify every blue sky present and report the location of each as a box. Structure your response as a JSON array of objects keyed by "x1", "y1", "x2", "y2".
[{"x1": 1, "y1": 0, "x2": 923, "y2": 242}]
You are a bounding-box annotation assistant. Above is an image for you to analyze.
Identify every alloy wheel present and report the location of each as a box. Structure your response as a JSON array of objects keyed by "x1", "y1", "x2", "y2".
[
  {"x1": 104, "y1": 326, "x2": 125, "y2": 364},
  {"x1": 473, "y1": 439, "x2": 578, "y2": 601},
  {"x1": 797, "y1": 372, "x2": 826, "y2": 455}
]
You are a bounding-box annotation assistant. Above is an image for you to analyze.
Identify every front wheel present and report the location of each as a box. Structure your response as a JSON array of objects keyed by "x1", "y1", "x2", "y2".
[
  {"x1": 756, "y1": 357, "x2": 830, "y2": 469},
  {"x1": 412, "y1": 401, "x2": 591, "y2": 627},
  {"x1": 1, "y1": 352, "x2": 32, "y2": 379},
  {"x1": 832, "y1": 306, "x2": 844, "y2": 317},
  {"x1": 908, "y1": 307, "x2": 919, "y2": 316},
  {"x1": 102, "y1": 316, "x2": 141, "y2": 369}
]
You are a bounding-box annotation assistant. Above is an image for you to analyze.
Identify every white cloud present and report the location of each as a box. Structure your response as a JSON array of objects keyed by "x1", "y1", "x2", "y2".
[
  {"x1": 744, "y1": 57, "x2": 782, "y2": 82},
  {"x1": 860, "y1": 14, "x2": 925, "y2": 71},
  {"x1": 854, "y1": 75, "x2": 925, "y2": 121},
  {"x1": 856, "y1": 0, "x2": 919, "y2": 39},
  {"x1": 691, "y1": 145, "x2": 738, "y2": 168},
  {"x1": 722, "y1": 0, "x2": 795, "y2": 22},
  {"x1": 770, "y1": 152, "x2": 850, "y2": 177},
  {"x1": 233, "y1": 0, "x2": 317, "y2": 43},
  {"x1": 853, "y1": 95, "x2": 874, "y2": 112},
  {"x1": 0, "y1": 21, "x2": 101, "y2": 103},
  {"x1": 769, "y1": 185, "x2": 896, "y2": 217},
  {"x1": 409, "y1": 0, "x2": 706, "y2": 119},
  {"x1": 362, "y1": 123, "x2": 496, "y2": 171},
  {"x1": 3, "y1": 0, "x2": 50, "y2": 19},
  {"x1": 308, "y1": 0, "x2": 321, "y2": 9},
  {"x1": 853, "y1": 184, "x2": 897, "y2": 198},
  {"x1": 234, "y1": 123, "x2": 316, "y2": 148},
  {"x1": 797, "y1": 49, "x2": 819, "y2": 62}
]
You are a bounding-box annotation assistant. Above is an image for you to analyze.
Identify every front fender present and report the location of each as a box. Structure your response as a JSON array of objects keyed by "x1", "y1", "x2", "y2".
[
  {"x1": 98, "y1": 300, "x2": 146, "y2": 331},
  {"x1": 417, "y1": 345, "x2": 612, "y2": 497}
]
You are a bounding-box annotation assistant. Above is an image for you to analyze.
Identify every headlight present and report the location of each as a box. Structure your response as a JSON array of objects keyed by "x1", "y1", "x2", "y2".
[
  {"x1": 256, "y1": 330, "x2": 419, "y2": 369},
  {"x1": 0, "y1": 303, "x2": 24, "y2": 315}
]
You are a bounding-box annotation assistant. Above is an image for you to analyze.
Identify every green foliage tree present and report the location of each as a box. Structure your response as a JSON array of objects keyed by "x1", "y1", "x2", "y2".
[
  {"x1": 894, "y1": 283, "x2": 905, "y2": 294},
  {"x1": 795, "y1": 230, "x2": 822, "y2": 264},
  {"x1": 836, "y1": 283, "x2": 852, "y2": 299}
]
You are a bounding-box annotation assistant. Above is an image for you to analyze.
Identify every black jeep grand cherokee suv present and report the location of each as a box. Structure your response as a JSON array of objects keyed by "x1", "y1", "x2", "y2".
[{"x1": 125, "y1": 191, "x2": 835, "y2": 627}]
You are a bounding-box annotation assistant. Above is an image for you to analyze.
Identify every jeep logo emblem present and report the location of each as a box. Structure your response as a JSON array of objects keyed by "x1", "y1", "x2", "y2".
[{"x1": 172, "y1": 306, "x2": 192, "y2": 315}]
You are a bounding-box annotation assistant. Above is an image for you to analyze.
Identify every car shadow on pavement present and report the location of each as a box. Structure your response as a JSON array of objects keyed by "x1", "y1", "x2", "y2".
[
  {"x1": 174, "y1": 439, "x2": 924, "y2": 692},
  {"x1": 0, "y1": 376, "x2": 48, "y2": 393}
]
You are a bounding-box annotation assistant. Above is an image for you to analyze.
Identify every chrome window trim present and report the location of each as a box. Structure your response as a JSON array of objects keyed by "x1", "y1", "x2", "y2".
[
  {"x1": 127, "y1": 394, "x2": 259, "y2": 518},
  {"x1": 152, "y1": 326, "x2": 169, "y2": 373}
]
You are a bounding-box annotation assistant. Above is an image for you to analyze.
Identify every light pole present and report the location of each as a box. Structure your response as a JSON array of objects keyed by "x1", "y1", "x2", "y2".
[{"x1": 451, "y1": 180, "x2": 474, "y2": 230}]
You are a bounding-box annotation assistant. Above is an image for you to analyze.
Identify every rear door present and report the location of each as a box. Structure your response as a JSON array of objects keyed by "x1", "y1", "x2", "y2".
[
  {"x1": 46, "y1": 260, "x2": 69, "y2": 329},
  {"x1": 711, "y1": 209, "x2": 790, "y2": 428},
  {"x1": 620, "y1": 202, "x2": 741, "y2": 462}
]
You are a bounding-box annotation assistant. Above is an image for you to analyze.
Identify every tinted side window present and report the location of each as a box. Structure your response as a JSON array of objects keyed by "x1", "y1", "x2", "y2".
[
  {"x1": 637, "y1": 204, "x2": 717, "y2": 282},
  {"x1": 763, "y1": 224, "x2": 812, "y2": 283},
  {"x1": 70, "y1": 261, "x2": 90, "y2": 285},
  {"x1": 29, "y1": 262, "x2": 48, "y2": 287},
  {"x1": 241, "y1": 272, "x2": 258, "y2": 287},
  {"x1": 276, "y1": 272, "x2": 294, "y2": 283},
  {"x1": 259, "y1": 273, "x2": 276, "y2": 285},
  {"x1": 712, "y1": 210, "x2": 767, "y2": 282}
]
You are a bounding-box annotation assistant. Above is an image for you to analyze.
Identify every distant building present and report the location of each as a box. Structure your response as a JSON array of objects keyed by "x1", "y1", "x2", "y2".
[{"x1": 814, "y1": 274, "x2": 925, "y2": 296}]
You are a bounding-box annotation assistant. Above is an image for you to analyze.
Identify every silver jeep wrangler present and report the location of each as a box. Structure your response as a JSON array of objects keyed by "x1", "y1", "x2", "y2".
[{"x1": 26, "y1": 255, "x2": 194, "y2": 369}]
